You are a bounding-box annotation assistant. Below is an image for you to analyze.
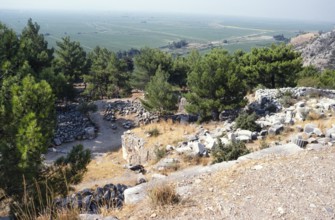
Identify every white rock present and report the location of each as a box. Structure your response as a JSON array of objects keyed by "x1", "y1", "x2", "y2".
[
  {"x1": 236, "y1": 130, "x2": 252, "y2": 139},
  {"x1": 124, "y1": 185, "x2": 146, "y2": 205},
  {"x1": 187, "y1": 141, "x2": 206, "y2": 154}
]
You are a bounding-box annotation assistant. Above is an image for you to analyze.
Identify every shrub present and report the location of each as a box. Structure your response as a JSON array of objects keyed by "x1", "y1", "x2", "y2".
[
  {"x1": 259, "y1": 139, "x2": 270, "y2": 150},
  {"x1": 297, "y1": 76, "x2": 320, "y2": 88},
  {"x1": 148, "y1": 184, "x2": 180, "y2": 207},
  {"x1": 77, "y1": 102, "x2": 98, "y2": 115},
  {"x1": 147, "y1": 128, "x2": 160, "y2": 137},
  {"x1": 278, "y1": 90, "x2": 297, "y2": 108},
  {"x1": 154, "y1": 147, "x2": 166, "y2": 162},
  {"x1": 212, "y1": 140, "x2": 250, "y2": 163},
  {"x1": 234, "y1": 112, "x2": 261, "y2": 132}
]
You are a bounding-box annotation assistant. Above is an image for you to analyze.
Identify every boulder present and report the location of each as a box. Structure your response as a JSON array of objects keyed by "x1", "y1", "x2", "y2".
[
  {"x1": 84, "y1": 127, "x2": 95, "y2": 140},
  {"x1": 121, "y1": 132, "x2": 150, "y2": 164},
  {"x1": 268, "y1": 124, "x2": 284, "y2": 135},
  {"x1": 292, "y1": 138, "x2": 308, "y2": 148},
  {"x1": 326, "y1": 128, "x2": 335, "y2": 138},
  {"x1": 304, "y1": 123, "x2": 317, "y2": 134},
  {"x1": 285, "y1": 110, "x2": 294, "y2": 124},
  {"x1": 175, "y1": 146, "x2": 193, "y2": 154},
  {"x1": 54, "y1": 138, "x2": 62, "y2": 146},
  {"x1": 187, "y1": 141, "x2": 206, "y2": 155},
  {"x1": 166, "y1": 145, "x2": 175, "y2": 151},
  {"x1": 201, "y1": 134, "x2": 217, "y2": 150},
  {"x1": 296, "y1": 107, "x2": 309, "y2": 121},
  {"x1": 313, "y1": 128, "x2": 324, "y2": 137},
  {"x1": 236, "y1": 130, "x2": 253, "y2": 139},
  {"x1": 136, "y1": 174, "x2": 147, "y2": 185},
  {"x1": 124, "y1": 185, "x2": 146, "y2": 205},
  {"x1": 227, "y1": 132, "x2": 236, "y2": 142},
  {"x1": 236, "y1": 135, "x2": 251, "y2": 142}
]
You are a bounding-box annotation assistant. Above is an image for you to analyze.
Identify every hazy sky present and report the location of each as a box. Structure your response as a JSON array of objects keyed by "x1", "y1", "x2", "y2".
[{"x1": 1, "y1": 0, "x2": 335, "y2": 22}]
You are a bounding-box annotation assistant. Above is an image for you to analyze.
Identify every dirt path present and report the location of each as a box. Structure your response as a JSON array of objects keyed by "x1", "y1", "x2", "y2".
[{"x1": 45, "y1": 100, "x2": 129, "y2": 163}]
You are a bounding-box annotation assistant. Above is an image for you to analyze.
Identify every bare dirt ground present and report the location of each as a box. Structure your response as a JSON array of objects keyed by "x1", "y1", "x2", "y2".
[{"x1": 116, "y1": 147, "x2": 335, "y2": 220}]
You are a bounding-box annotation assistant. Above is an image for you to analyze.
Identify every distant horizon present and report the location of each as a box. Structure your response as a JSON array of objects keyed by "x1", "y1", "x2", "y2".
[
  {"x1": 1, "y1": 8, "x2": 333, "y2": 53},
  {"x1": 1, "y1": 0, "x2": 334, "y2": 23},
  {"x1": 1, "y1": 8, "x2": 334, "y2": 25}
]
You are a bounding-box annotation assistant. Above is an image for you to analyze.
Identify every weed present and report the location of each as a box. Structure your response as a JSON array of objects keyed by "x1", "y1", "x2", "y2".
[
  {"x1": 259, "y1": 139, "x2": 270, "y2": 150},
  {"x1": 148, "y1": 184, "x2": 180, "y2": 207},
  {"x1": 182, "y1": 154, "x2": 210, "y2": 166},
  {"x1": 154, "y1": 147, "x2": 166, "y2": 162},
  {"x1": 147, "y1": 128, "x2": 160, "y2": 137}
]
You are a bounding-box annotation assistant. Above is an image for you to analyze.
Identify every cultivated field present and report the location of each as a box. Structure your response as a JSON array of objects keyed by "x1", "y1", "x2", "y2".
[{"x1": 1, "y1": 10, "x2": 333, "y2": 52}]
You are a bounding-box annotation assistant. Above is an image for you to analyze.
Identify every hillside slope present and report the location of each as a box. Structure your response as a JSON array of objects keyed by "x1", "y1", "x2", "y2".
[
  {"x1": 293, "y1": 30, "x2": 335, "y2": 70},
  {"x1": 121, "y1": 147, "x2": 335, "y2": 220}
]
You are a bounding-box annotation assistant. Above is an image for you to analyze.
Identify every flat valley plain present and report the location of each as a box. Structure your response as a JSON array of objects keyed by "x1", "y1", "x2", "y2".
[{"x1": 1, "y1": 10, "x2": 334, "y2": 52}]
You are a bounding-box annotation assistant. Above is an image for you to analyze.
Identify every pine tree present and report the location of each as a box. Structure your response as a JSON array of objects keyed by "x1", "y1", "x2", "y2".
[
  {"x1": 141, "y1": 67, "x2": 178, "y2": 114},
  {"x1": 55, "y1": 36, "x2": 89, "y2": 83},
  {"x1": 0, "y1": 75, "x2": 55, "y2": 197},
  {"x1": 185, "y1": 49, "x2": 247, "y2": 121}
]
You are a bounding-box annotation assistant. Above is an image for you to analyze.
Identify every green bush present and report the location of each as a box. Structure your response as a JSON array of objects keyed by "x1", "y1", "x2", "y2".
[
  {"x1": 154, "y1": 147, "x2": 166, "y2": 161},
  {"x1": 77, "y1": 102, "x2": 98, "y2": 115},
  {"x1": 147, "y1": 128, "x2": 160, "y2": 137},
  {"x1": 234, "y1": 112, "x2": 261, "y2": 132},
  {"x1": 212, "y1": 140, "x2": 250, "y2": 163}
]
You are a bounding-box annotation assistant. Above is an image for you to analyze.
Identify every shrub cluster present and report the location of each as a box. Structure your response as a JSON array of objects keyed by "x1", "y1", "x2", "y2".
[
  {"x1": 234, "y1": 112, "x2": 261, "y2": 132},
  {"x1": 212, "y1": 140, "x2": 250, "y2": 163}
]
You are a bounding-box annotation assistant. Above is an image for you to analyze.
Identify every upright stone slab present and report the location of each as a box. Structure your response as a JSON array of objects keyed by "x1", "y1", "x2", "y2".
[{"x1": 121, "y1": 131, "x2": 151, "y2": 165}]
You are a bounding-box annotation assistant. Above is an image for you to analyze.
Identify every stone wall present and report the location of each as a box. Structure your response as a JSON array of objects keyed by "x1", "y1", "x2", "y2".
[{"x1": 121, "y1": 131, "x2": 151, "y2": 165}]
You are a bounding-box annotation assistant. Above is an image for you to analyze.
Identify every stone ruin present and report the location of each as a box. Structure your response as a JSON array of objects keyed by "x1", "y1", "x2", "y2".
[
  {"x1": 103, "y1": 100, "x2": 159, "y2": 126},
  {"x1": 121, "y1": 131, "x2": 152, "y2": 165},
  {"x1": 54, "y1": 183, "x2": 128, "y2": 214},
  {"x1": 53, "y1": 104, "x2": 96, "y2": 146}
]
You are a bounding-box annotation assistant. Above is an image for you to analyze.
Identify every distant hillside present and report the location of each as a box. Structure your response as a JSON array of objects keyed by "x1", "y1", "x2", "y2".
[{"x1": 292, "y1": 30, "x2": 335, "y2": 70}]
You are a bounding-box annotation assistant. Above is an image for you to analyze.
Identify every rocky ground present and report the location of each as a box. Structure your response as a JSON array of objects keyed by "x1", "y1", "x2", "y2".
[
  {"x1": 3, "y1": 88, "x2": 335, "y2": 219},
  {"x1": 120, "y1": 146, "x2": 335, "y2": 220},
  {"x1": 72, "y1": 87, "x2": 335, "y2": 220},
  {"x1": 293, "y1": 29, "x2": 335, "y2": 70}
]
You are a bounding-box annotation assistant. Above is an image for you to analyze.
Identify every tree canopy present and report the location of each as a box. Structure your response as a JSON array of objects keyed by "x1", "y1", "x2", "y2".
[
  {"x1": 141, "y1": 66, "x2": 178, "y2": 114},
  {"x1": 242, "y1": 44, "x2": 303, "y2": 89},
  {"x1": 54, "y1": 36, "x2": 89, "y2": 83},
  {"x1": 185, "y1": 49, "x2": 248, "y2": 121}
]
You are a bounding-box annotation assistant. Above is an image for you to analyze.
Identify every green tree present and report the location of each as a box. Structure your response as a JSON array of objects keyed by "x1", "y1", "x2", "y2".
[
  {"x1": 170, "y1": 56, "x2": 189, "y2": 87},
  {"x1": 0, "y1": 23, "x2": 21, "y2": 79},
  {"x1": 242, "y1": 44, "x2": 303, "y2": 89},
  {"x1": 318, "y1": 69, "x2": 335, "y2": 89},
  {"x1": 0, "y1": 75, "x2": 55, "y2": 197},
  {"x1": 131, "y1": 47, "x2": 173, "y2": 90},
  {"x1": 54, "y1": 36, "x2": 89, "y2": 83},
  {"x1": 84, "y1": 46, "x2": 131, "y2": 99},
  {"x1": 185, "y1": 49, "x2": 247, "y2": 121},
  {"x1": 141, "y1": 67, "x2": 178, "y2": 114},
  {"x1": 19, "y1": 19, "x2": 54, "y2": 75},
  {"x1": 39, "y1": 67, "x2": 75, "y2": 100}
]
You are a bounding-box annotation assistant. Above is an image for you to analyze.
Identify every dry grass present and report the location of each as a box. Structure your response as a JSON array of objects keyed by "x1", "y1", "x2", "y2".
[
  {"x1": 35, "y1": 209, "x2": 80, "y2": 220},
  {"x1": 307, "y1": 111, "x2": 324, "y2": 121},
  {"x1": 148, "y1": 184, "x2": 180, "y2": 207},
  {"x1": 132, "y1": 119, "x2": 197, "y2": 150},
  {"x1": 181, "y1": 154, "x2": 211, "y2": 166},
  {"x1": 81, "y1": 149, "x2": 126, "y2": 183},
  {"x1": 296, "y1": 115, "x2": 335, "y2": 133}
]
